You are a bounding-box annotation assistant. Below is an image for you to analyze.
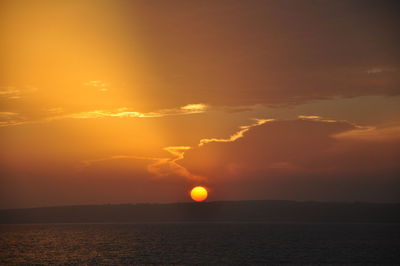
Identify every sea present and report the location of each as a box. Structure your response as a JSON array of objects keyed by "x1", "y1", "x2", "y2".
[{"x1": 1, "y1": 223, "x2": 399, "y2": 265}]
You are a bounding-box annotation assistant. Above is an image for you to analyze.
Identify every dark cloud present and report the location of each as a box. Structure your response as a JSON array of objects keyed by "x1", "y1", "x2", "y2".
[
  {"x1": 1, "y1": 0, "x2": 399, "y2": 109},
  {"x1": 180, "y1": 118, "x2": 400, "y2": 202},
  {"x1": 115, "y1": 0, "x2": 400, "y2": 107},
  {"x1": 0, "y1": 156, "x2": 191, "y2": 209}
]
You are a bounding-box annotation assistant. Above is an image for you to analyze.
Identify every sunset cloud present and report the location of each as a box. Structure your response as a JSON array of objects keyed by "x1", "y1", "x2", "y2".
[
  {"x1": 199, "y1": 119, "x2": 272, "y2": 146},
  {"x1": 0, "y1": 103, "x2": 209, "y2": 127},
  {"x1": 181, "y1": 118, "x2": 356, "y2": 178},
  {"x1": 66, "y1": 104, "x2": 208, "y2": 120},
  {"x1": 83, "y1": 80, "x2": 109, "y2": 92},
  {"x1": 0, "y1": 112, "x2": 24, "y2": 126},
  {"x1": 334, "y1": 124, "x2": 400, "y2": 142},
  {"x1": 69, "y1": 108, "x2": 163, "y2": 119},
  {"x1": 148, "y1": 146, "x2": 205, "y2": 181},
  {"x1": 75, "y1": 115, "x2": 399, "y2": 203},
  {"x1": 179, "y1": 118, "x2": 400, "y2": 201},
  {"x1": 0, "y1": 87, "x2": 20, "y2": 99},
  {"x1": 0, "y1": 86, "x2": 37, "y2": 99},
  {"x1": 80, "y1": 146, "x2": 203, "y2": 182},
  {"x1": 78, "y1": 119, "x2": 272, "y2": 183},
  {"x1": 3, "y1": 1, "x2": 399, "y2": 112},
  {"x1": 180, "y1": 103, "x2": 207, "y2": 112}
]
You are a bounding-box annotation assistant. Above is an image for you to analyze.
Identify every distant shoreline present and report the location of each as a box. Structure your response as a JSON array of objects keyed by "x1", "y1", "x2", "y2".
[
  {"x1": 2, "y1": 199, "x2": 400, "y2": 211},
  {"x1": 1, "y1": 200, "x2": 399, "y2": 224}
]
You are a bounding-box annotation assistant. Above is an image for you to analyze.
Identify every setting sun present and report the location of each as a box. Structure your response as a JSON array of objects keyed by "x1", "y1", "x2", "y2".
[{"x1": 190, "y1": 186, "x2": 208, "y2": 202}]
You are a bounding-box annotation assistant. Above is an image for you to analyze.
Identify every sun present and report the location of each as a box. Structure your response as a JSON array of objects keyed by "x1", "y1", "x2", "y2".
[{"x1": 190, "y1": 186, "x2": 208, "y2": 202}]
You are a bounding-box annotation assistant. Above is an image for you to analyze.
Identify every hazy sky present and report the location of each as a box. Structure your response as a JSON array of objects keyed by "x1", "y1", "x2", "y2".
[{"x1": 1, "y1": 0, "x2": 399, "y2": 208}]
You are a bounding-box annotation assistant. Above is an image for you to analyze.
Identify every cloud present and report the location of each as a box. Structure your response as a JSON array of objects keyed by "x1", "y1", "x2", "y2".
[
  {"x1": 69, "y1": 108, "x2": 164, "y2": 119},
  {"x1": 178, "y1": 118, "x2": 400, "y2": 202},
  {"x1": 0, "y1": 112, "x2": 25, "y2": 126},
  {"x1": 367, "y1": 68, "x2": 384, "y2": 74},
  {"x1": 80, "y1": 146, "x2": 204, "y2": 182},
  {"x1": 1, "y1": 155, "x2": 189, "y2": 208},
  {"x1": 77, "y1": 119, "x2": 270, "y2": 182},
  {"x1": 67, "y1": 104, "x2": 208, "y2": 119},
  {"x1": 77, "y1": 116, "x2": 400, "y2": 197},
  {"x1": 0, "y1": 112, "x2": 19, "y2": 118},
  {"x1": 0, "y1": 87, "x2": 20, "y2": 99},
  {"x1": 181, "y1": 118, "x2": 356, "y2": 177},
  {"x1": 148, "y1": 146, "x2": 204, "y2": 181},
  {"x1": 180, "y1": 103, "x2": 207, "y2": 112},
  {"x1": 366, "y1": 68, "x2": 397, "y2": 75},
  {"x1": 199, "y1": 119, "x2": 272, "y2": 146},
  {"x1": 0, "y1": 103, "x2": 209, "y2": 127},
  {"x1": 147, "y1": 119, "x2": 273, "y2": 181},
  {"x1": 96, "y1": 0, "x2": 399, "y2": 108},
  {"x1": 334, "y1": 124, "x2": 400, "y2": 142},
  {"x1": 83, "y1": 80, "x2": 109, "y2": 92},
  {"x1": 2, "y1": 1, "x2": 400, "y2": 111},
  {"x1": 0, "y1": 86, "x2": 37, "y2": 99},
  {"x1": 3, "y1": 113, "x2": 399, "y2": 207}
]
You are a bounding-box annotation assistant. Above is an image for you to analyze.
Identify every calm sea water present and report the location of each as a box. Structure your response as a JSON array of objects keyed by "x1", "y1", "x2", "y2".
[{"x1": 1, "y1": 223, "x2": 399, "y2": 265}]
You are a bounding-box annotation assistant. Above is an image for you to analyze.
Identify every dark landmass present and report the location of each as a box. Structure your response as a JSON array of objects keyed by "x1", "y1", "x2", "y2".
[{"x1": 1, "y1": 200, "x2": 399, "y2": 224}]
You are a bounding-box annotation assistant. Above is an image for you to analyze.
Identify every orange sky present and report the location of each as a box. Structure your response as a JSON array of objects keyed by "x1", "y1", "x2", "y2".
[{"x1": 1, "y1": 0, "x2": 399, "y2": 208}]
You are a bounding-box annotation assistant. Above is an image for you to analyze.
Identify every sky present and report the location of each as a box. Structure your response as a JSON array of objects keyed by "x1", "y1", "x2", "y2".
[{"x1": 0, "y1": 0, "x2": 399, "y2": 208}]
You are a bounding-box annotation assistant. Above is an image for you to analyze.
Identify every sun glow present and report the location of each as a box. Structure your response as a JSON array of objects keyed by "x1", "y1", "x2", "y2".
[{"x1": 190, "y1": 186, "x2": 208, "y2": 202}]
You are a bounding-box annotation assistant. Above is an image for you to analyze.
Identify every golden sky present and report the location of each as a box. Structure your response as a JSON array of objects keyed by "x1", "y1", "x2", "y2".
[{"x1": 1, "y1": 0, "x2": 399, "y2": 208}]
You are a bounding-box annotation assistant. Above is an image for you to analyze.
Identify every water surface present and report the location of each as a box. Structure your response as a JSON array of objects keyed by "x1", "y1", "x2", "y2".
[{"x1": 1, "y1": 223, "x2": 399, "y2": 265}]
